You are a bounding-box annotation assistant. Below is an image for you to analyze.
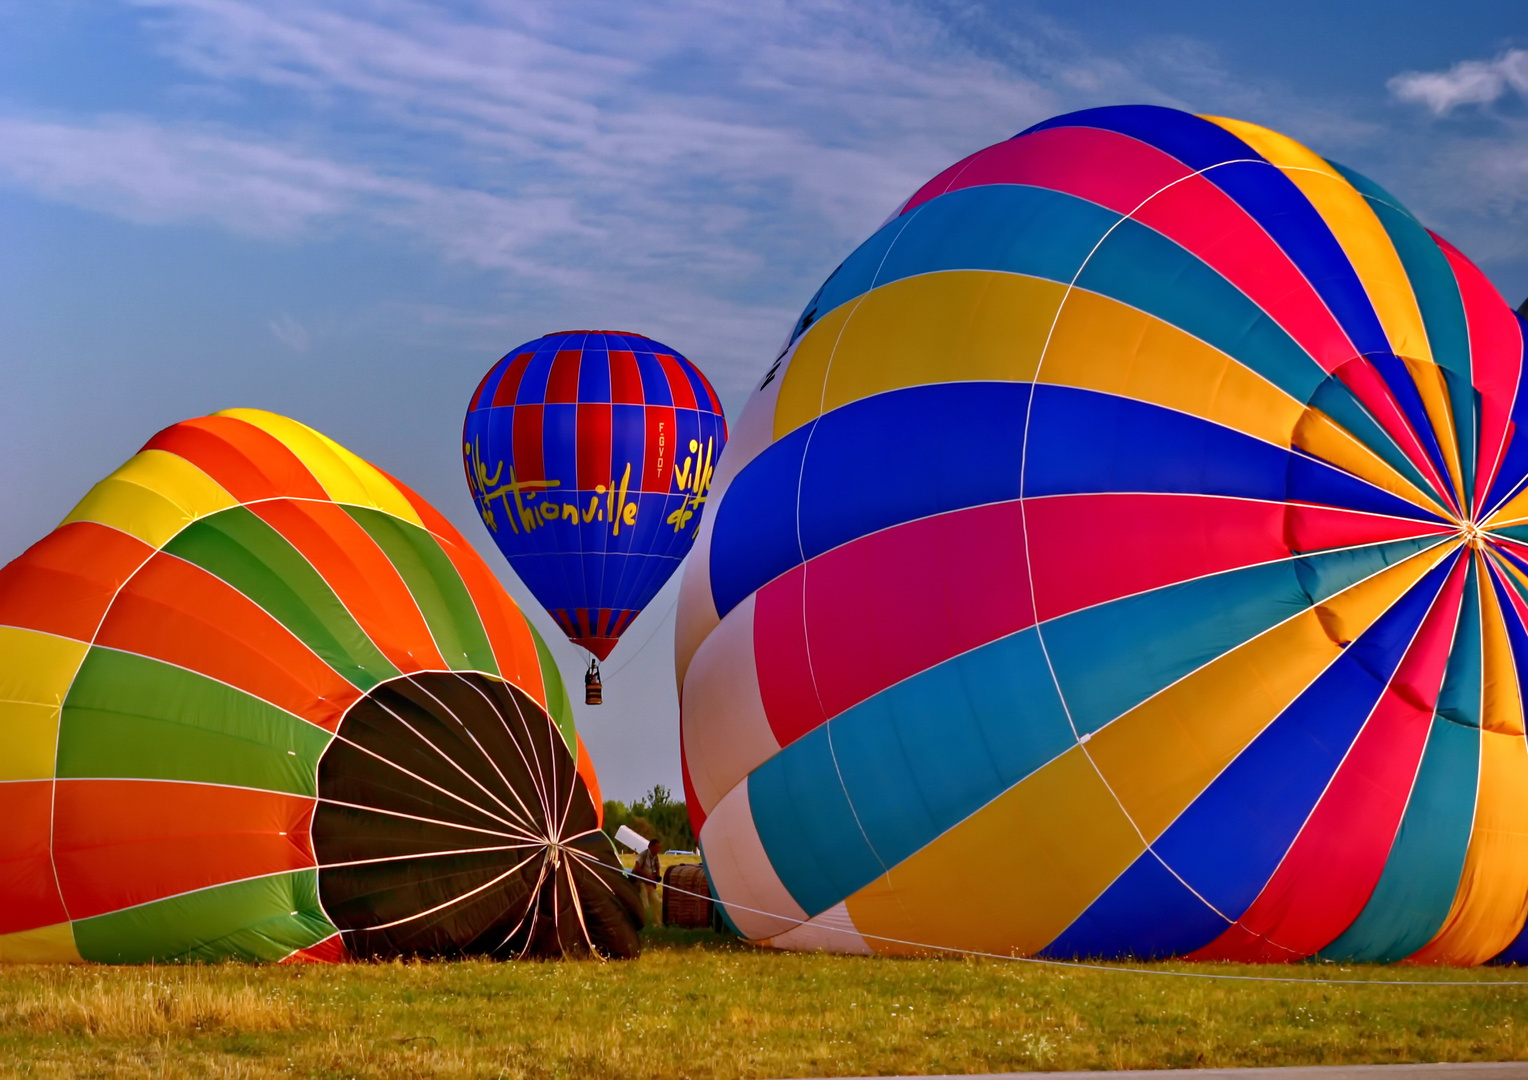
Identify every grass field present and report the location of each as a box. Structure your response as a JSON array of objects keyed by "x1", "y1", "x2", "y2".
[{"x1": 5, "y1": 927, "x2": 1528, "y2": 1079}]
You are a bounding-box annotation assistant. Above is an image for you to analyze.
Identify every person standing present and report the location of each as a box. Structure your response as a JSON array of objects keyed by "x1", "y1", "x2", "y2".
[{"x1": 633, "y1": 837, "x2": 665, "y2": 926}]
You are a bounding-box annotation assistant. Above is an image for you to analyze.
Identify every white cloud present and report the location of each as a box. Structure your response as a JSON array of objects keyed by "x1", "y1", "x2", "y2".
[
  {"x1": 1388, "y1": 48, "x2": 1528, "y2": 115},
  {"x1": 268, "y1": 312, "x2": 309, "y2": 351}
]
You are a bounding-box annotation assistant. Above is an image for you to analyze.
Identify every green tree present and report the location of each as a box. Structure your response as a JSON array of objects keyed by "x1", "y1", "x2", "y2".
[{"x1": 602, "y1": 785, "x2": 695, "y2": 851}]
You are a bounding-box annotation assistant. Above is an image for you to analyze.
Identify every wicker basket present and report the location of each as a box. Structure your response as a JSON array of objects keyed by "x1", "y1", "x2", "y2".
[{"x1": 660, "y1": 863, "x2": 713, "y2": 929}]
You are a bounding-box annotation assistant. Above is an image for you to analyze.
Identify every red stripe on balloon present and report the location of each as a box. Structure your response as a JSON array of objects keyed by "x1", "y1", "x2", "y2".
[
  {"x1": 51, "y1": 779, "x2": 315, "y2": 921},
  {"x1": 1430, "y1": 233, "x2": 1528, "y2": 518},
  {"x1": 643, "y1": 405, "x2": 676, "y2": 492},
  {"x1": 511, "y1": 405, "x2": 545, "y2": 484},
  {"x1": 95, "y1": 551, "x2": 363, "y2": 730},
  {"x1": 577, "y1": 403, "x2": 612, "y2": 492},
  {"x1": 1185, "y1": 547, "x2": 1466, "y2": 962},
  {"x1": 143, "y1": 416, "x2": 328, "y2": 504},
  {"x1": 656, "y1": 352, "x2": 699, "y2": 410},
  {"x1": 609, "y1": 350, "x2": 644, "y2": 405},
  {"x1": 754, "y1": 501, "x2": 1034, "y2": 745},
  {"x1": 1028, "y1": 493, "x2": 1447, "y2": 624},
  {"x1": 250, "y1": 498, "x2": 447, "y2": 674},
  {"x1": 544, "y1": 350, "x2": 582, "y2": 405},
  {"x1": 753, "y1": 494, "x2": 1453, "y2": 749},
  {"x1": 0, "y1": 521, "x2": 153, "y2": 641},
  {"x1": 1333, "y1": 355, "x2": 1459, "y2": 515},
  {"x1": 491, "y1": 351, "x2": 535, "y2": 409},
  {"x1": 754, "y1": 568, "x2": 828, "y2": 748},
  {"x1": 0, "y1": 780, "x2": 68, "y2": 934}
]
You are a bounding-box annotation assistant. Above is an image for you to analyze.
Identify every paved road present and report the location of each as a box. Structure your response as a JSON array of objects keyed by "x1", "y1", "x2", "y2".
[{"x1": 784, "y1": 1062, "x2": 1528, "y2": 1080}]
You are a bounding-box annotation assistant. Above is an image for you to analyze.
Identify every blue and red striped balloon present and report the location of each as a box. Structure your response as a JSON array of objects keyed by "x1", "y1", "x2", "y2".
[{"x1": 465, "y1": 331, "x2": 726, "y2": 660}]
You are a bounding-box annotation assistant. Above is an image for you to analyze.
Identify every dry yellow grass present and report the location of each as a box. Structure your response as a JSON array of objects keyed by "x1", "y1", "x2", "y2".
[{"x1": 4, "y1": 929, "x2": 1528, "y2": 1078}]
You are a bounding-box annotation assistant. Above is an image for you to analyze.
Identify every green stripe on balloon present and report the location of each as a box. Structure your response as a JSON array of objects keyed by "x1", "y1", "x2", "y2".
[
  {"x1": 72, "y1": 870, "x2": 336, "y2": 963},
  {"x1": 526, "y1": 618, "x2": 575, "y2": 754},
  {"x1": 163, "y1": 506, "x2": 400, "y2": 691},
  {"x1": 58, "y1": 648, "x2": 331, "y2": 794},
  {"x1": 344, "y1": 507, "x2": 498, "y2": 674}
]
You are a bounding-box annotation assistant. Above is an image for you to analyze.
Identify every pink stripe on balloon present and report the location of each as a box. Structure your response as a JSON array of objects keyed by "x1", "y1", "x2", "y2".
[
  {"x1": 752, "y1": 494, "x2": 1450, "y2": 750},
  {"x1": 1429, "y1": 233, "x2": 1528, "y2": 519},
  {"x1": 1185, "y1": 548, "x2": 1466, "y2": 962},
  {"x1": 753, "y1": 566, "x2": 828, "y2": 749},
  {"x1": 901, "y1": 126, "x2": 1363, "y2": 374}
]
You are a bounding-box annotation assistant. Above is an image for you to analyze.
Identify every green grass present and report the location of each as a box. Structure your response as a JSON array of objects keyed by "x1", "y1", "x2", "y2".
[{"x1": 4, "y1": 928, "x2": 1528, "y2": 1078}]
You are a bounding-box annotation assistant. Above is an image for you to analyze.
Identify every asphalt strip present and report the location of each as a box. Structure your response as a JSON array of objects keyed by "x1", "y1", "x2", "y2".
[{"x1": 779, "y1": 1062, "x2": 1528, "y2": 1080}]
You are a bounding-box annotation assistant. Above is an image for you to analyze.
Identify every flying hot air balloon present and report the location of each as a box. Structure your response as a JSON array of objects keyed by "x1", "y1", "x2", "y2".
[
  {"x1": 0, "y1": 409, "x2": 640, "y2": 963},
  {"x1": 677, "y1": 105, "x2": 1528, "y2": 965},
  {"x1": 463, "y1": 332, "x2": 727, "y2": 702}
]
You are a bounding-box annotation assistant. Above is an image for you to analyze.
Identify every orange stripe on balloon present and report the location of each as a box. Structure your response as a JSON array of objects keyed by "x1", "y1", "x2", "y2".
[
  {"x1": 576, "y1": 734, "x2": 603, "y2": 826},
  {"x1": 95, "y1": 551, "x2": 362, "y2": 730},
  {"x1": 141, "y1": 415, "x2": 329, "y2": 504},
  {"x1": 382, "y1": 471, "x2": 546, "y2": 708},
  {"x1": 0, "y1": 780, "x2": 69, "y2": 934},
  {"x1": 0, "y1": 521, "x2": 153, "y2": 642},
  {"x1": 51, "y1": 779, "x2": 315, "y2": 921},
  {"x1": 249, "y1": 498, "x2": 446, "y2": 674}
]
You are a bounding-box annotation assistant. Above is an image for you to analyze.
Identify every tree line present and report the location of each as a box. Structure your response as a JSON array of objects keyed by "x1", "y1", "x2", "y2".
[{"x1": 603, "y1": 783, "x2": 697, "y2": 851}]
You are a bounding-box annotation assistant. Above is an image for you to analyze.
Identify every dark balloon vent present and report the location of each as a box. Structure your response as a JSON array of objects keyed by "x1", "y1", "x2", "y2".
[{"x1": 313, "y1": 671, "x2": 640, "y2": 959}]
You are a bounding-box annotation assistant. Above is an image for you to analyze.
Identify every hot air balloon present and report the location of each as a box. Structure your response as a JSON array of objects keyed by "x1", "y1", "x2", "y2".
[
  {"x1": 677, "y1": 105, "x2": 1528, "y2": 965},
  {"x1": 0, "y1": 409, "x2": 640, "y2": 964},
  {"x1": 464, "y1": 332, "x2": 727, "y2": 702}
]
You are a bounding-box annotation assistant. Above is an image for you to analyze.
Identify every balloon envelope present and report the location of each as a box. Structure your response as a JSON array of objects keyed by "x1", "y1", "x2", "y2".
[
  {"x1": 677, "y1": 105, "x2": 1528, "y2": 965},
  {"x1": 0, "y1": 410, "x2": 639, "y2": 963},
  {"x1": 464, "y1": 331, "x2": 727, "y2": 660}
]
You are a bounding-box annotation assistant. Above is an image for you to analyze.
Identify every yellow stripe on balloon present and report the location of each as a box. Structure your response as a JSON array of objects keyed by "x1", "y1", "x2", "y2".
[
  {"x1": 845, "y1": 746, "x2": 1144, "y2": 957},
  {"x1": 1483, "y1": 486, "x2": 1528, "y2": 532},
  {"x1": 1203, "y1": 116, "x2": 1433, "y2": 365},
  {"x1": 1293, "y1": 408, "x2": 1453, "y2": 520},
  {"x1": 218, "y1": 409, "x2": 424, "y2": 527},
  {"x1": 0, "y1": 922, "x2": 81, "y2": 963},
  {"x1": 1042, "y1": 287, "x2": 1303, "y2": 447},
  {"x1": 0, "y1": 627, "x2": 90, "y2": 782},
  {"x1": 60, "y1": 448, "x2": 237, "y2": 550},
  {"x1": 772, "y1": 272, "x2": 1067, "y2": 441},
  {"x1": 1408, "y1": 556, "x2": 1528, "y2": 964},
  {"x1": 1479, "y1": 556, "x2": 1525, "y2": 738},
  {"x1": 1086, "y1": 539, "x2": 1456, "y2": 843},
  {"x1": 1203, "y1": 116, "x2": 1471, "y2": 512}
]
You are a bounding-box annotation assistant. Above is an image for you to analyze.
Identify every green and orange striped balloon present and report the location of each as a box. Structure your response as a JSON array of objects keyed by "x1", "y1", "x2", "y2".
[{"x1": 0, "y1": 409, "x2": 640, "y2": 964}]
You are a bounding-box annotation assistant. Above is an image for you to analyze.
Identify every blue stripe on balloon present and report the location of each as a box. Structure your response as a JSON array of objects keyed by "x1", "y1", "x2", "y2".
[
  {"x1": 1145, "y1": 550, "x2": 1456, "y2": 920},
  {"x1": 578, "y1": 344, "x2": 612, "y2": 404},
  {"x1": 635, "y1": 349, "x2": 674, "y2": 407},
  {"x1": 1041, "y1": 534, "x2": 1448, "y2": 737},
  {"x1": 1304, "y1": 376, "x2": 1441, "y2": 506},
  {"x1": 748, "y1": 627, "x2": 1074, "y2": 919},
  {"x1": 515, "y1": 344, "x2": 557, "y2": 406},
  {"x1": 709, "y1": 383, "x2": 1449, "y2": 621},
  {"x1": 1044, "y1": 549, "x2": 1457, "y2": 959},
  {"x1": 1041, "y1": 854, "x2": 1228, "y2": 960}
]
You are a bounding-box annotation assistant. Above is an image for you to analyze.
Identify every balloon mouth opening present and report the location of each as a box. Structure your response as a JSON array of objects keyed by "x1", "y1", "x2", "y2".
[{"x1": 311, "y1": 670, "x2": 641, "y2": 960}]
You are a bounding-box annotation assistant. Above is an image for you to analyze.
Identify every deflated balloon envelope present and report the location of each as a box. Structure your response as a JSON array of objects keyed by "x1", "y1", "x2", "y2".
[
  {"x1": 677, "y1": 105, "x2": 1528, "y2": 965},
  {"x1": 0, "y1": 409, "x2": 639, "y2": 963}
]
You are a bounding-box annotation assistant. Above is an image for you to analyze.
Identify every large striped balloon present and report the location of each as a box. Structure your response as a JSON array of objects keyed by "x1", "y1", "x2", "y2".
[
  {"x1": 0, "y1": 410, "x2": 639, "y2": 964},
  {"x1": 464, "y1": 332, "x2": 726, "y2": 660},
  {"x1": 677, "y1": 105, "x2": 1528, "y2": 964}
]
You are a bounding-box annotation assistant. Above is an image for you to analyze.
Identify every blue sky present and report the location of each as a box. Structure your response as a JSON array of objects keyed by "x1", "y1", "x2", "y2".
[{"x1": 3, "y1": 0, "x2": 1526, "y2": 799}]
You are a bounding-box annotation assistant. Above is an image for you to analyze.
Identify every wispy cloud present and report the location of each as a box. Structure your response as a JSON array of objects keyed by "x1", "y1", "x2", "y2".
[{"x1": 1389, "y1": 48, "x2": 1528, "y2": 115}]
